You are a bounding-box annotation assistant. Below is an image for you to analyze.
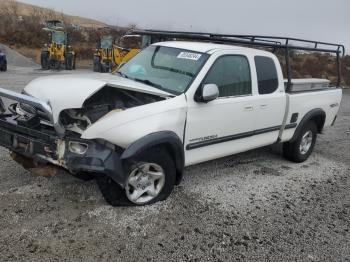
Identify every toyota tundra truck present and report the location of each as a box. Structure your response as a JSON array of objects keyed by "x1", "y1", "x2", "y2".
[{"x1": 0, "y1": 32, "x2": 343, "y2": 206}]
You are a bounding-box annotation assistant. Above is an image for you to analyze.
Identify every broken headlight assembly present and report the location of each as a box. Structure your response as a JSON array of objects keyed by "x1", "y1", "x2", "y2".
[{"x1": 68, "y1": 141, "x2": 88, "y2": 155}]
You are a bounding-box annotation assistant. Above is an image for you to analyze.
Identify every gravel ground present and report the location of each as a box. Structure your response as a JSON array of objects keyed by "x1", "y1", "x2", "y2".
[{"x1": 0, "y1": 66, "x2": 349, "y2": 262}]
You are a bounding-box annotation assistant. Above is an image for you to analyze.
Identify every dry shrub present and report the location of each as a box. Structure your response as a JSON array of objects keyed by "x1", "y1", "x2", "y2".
[
  {"x1": 342, "y1": 56, "x2": 350, "y2": 86},
  {"x1": 274, "y1": 51, "x2": 349, "y2": 86},
  {"x1": 13, "y1": 46, "x2": 41, "y2": 62},
  {"x1": 74, "y1": 43, "x2": 94, "y2": 60}
]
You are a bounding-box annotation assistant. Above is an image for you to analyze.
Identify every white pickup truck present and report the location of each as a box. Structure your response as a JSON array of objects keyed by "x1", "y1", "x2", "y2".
[{"x1": 0, "y1": 39, "x2": 342, "y2": 206}]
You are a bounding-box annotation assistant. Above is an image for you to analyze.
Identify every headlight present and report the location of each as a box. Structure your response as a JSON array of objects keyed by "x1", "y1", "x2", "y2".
[
  {"x1": 68, "y1": 141, "x2": 88, "y2": 155},
  {"x1": 19, "y1": 103, "x2": 36, "y2": 115}
]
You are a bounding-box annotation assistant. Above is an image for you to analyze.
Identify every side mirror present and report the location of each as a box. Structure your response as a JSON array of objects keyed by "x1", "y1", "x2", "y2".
[{"x1": 201, "y1": 84, "x2": 219, "y2": 103}]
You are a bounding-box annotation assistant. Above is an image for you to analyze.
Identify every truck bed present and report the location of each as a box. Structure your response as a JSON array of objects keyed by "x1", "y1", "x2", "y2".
[{"x1": 280, "y1": 87, "x2": 342, "y2": 142}]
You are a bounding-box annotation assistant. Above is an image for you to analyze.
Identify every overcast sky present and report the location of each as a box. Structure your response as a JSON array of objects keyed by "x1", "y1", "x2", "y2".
[{"x1": 19, "y1": 0, "x2": 350, "y2": 52}]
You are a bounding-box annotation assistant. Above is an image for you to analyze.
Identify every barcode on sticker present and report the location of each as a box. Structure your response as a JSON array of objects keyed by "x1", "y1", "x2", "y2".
[{"x1": 177, "y1": 52, "x2": 202, "y2": 61}]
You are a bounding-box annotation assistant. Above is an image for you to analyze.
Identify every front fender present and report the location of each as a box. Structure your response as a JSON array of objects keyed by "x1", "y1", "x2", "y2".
[
  {"x1": 81, "y1": 94, "x2": 187, "y2": 149},
  {"x1": 121, "y1": 131, "x2": 185, "y2": 185}
]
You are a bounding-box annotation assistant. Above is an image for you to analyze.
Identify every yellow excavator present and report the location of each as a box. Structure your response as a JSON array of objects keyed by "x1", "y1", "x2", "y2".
[{"x1": 41, "y1": 20, "x2": 76, "y2": 70}]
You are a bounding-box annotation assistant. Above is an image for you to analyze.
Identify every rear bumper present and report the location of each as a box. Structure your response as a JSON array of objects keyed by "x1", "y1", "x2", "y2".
[{"x1": 0, "y1": 114, "x2": 126, "y2": 186}]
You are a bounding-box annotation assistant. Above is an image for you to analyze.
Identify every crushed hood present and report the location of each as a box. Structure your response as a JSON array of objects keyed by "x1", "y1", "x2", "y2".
[{"x1": 24, "y1": 73, "x2": 172, "y2": 123}]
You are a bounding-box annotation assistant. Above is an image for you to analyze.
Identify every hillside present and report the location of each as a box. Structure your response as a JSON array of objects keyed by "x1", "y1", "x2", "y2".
[
  {"x1": 0, "y1": 0, "x2": 348, "y2": 83},
  {"x1": 0, "y1": 0, "x2": 129, "y2": 67},
  {"x1": 1, "y1": 0, "x2": 107, "y2": 28}
]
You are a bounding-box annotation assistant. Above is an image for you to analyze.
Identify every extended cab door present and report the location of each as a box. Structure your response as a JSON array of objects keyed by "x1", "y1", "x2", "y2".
[
  {"x1": 184, "y1": 53, "x2": 259, "y2": 165},
  {"x1": 252, "y1": 55, "x2": 287, "y2": 145}
]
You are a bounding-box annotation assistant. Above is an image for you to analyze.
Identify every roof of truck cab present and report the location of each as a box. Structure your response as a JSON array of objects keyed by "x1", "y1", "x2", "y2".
[{"x1": 154, "y1": 41, "x2": 271, "y2": 55}]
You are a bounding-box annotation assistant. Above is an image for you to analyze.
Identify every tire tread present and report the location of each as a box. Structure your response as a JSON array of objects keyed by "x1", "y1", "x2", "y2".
[
  {"x1": 97, "y1": 147, "x2": 176, "y2": 206},
  {"x1": 283, "y1": 121, "x2": 317, "y2": 163}
]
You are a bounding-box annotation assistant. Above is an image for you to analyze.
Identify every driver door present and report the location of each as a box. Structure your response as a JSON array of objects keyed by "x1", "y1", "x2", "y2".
[{"x1": 185, "y1": 55, "x2": 258, "y2": 165}]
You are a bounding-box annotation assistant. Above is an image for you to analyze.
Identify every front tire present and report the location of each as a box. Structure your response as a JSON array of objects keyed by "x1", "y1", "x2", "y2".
[
  {"x1": 283, "y1": 122, "x2": 317, "y2": 163},
  {"x1": 50, "y1": 60, "x2": 61, "y2": 70},
  {"x1": 97, "y1": 147, "x2": 176, "y2": 206}
]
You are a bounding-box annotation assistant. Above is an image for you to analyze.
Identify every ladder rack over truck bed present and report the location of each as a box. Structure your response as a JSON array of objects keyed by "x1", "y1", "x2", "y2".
[{"x1": 133, "y1": 29, "x2": 345, "y2": 90}]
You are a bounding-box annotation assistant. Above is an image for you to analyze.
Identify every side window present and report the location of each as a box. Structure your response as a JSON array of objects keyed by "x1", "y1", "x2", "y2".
[
  {"x1": 203, "y1": 56, "x2": 252, "y2": 97},
  {"x1": 255, "y1": 56, "x2": 279, "y2": 94}
]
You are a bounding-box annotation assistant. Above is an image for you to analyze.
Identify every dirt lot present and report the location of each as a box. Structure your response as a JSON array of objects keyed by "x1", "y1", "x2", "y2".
[{"x1": 0, "y1": 66, "x2": 349, "y2": 262}]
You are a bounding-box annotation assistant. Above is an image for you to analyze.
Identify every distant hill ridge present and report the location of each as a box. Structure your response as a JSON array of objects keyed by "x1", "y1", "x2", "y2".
[{"x1": 1, "y1": 0, "x2": 108, "y2": 28}]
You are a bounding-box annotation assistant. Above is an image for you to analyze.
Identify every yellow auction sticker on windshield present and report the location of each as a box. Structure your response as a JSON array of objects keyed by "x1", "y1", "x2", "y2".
[{"x1": 177, "y1": 52, "x2": 202, "y2": 61}]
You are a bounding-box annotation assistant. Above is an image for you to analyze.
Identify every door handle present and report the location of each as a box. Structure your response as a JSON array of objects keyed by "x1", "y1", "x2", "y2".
[
  {"x1": 244, "y1": 105, "x2": 254, "y2": 111},
  {"x1": 260, "y1": 104, "x2": 268, "y2": 109}
]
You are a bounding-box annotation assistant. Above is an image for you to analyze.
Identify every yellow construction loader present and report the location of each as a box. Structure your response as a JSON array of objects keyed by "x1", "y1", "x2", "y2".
[
  {"x1": 111, "y1": 34, "x2": 142, "y2": 70},
  {"x1": 41, "y1": 20, "x2": 76, "y2": 70},
  {"x1": 93, "y1": 31, "x2": 171, "y2": 73},
  {"x1": 93, "y1": 35, "x2": 114, "y2": 72},
  {"x1": 93, "y1": 34, "x2": 142, "y2": 73}
]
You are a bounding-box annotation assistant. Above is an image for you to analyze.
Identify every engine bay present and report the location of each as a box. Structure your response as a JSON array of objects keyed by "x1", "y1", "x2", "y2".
[{"x1": 59, "y1": 86, "x2": 165, "y2": 133}]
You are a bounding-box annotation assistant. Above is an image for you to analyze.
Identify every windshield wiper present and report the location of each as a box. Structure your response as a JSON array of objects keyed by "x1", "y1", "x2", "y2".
[
  {"x1": 132, "y1": 78, "x2": 164, "y2": 90},
  {"x1": 116, "y1": 71, "x2": 129, "y2": 79}
]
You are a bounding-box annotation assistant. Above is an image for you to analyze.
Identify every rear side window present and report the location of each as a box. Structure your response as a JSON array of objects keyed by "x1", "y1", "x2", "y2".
[
  {"x1": 203, "y1": 55, "x2": 251, "y2": 97},
  {"x1": 255, "y1": 56, "x2": 279, "y2": 94}
]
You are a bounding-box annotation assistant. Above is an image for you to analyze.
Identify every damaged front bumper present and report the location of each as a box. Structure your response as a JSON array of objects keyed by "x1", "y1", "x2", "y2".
[
  {"x1": 0, "y1": 115, "x2": 125, "y2": 185},
  {"x1": 0, "y1": 87, "x2": 126, "y2": 186}
]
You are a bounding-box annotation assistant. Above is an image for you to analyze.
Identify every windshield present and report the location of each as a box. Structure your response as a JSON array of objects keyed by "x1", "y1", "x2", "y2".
[
  {"x1": 119, "y1": 35, "x2": 141, "y2": 49},
  {"x1": 52, "y1": 31, "x2": 66, "y2": 45},
  {"x1": 101, "y1": 36, "x2": 113, "y2": 49},
  {"x1": 118, "y1": 45, "x2": 209, "y2": 94}
]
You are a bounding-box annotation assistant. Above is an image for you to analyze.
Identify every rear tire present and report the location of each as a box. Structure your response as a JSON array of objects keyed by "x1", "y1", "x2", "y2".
[
  {"x1": 40, "y1": 51, "x2": 49, "y2": 70},
  {"x1": 93, "y1": 56, "x2": 100, "y2": 72},
  {"x1": 97, "y1": 147, "x2": 176, "y2": 206},
  {"x1": 283, "y1": 122, "x2": 317, "y2": 163},
  {"x1": 65, "y1": 53, "x2": 73, "y2": 70}
]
